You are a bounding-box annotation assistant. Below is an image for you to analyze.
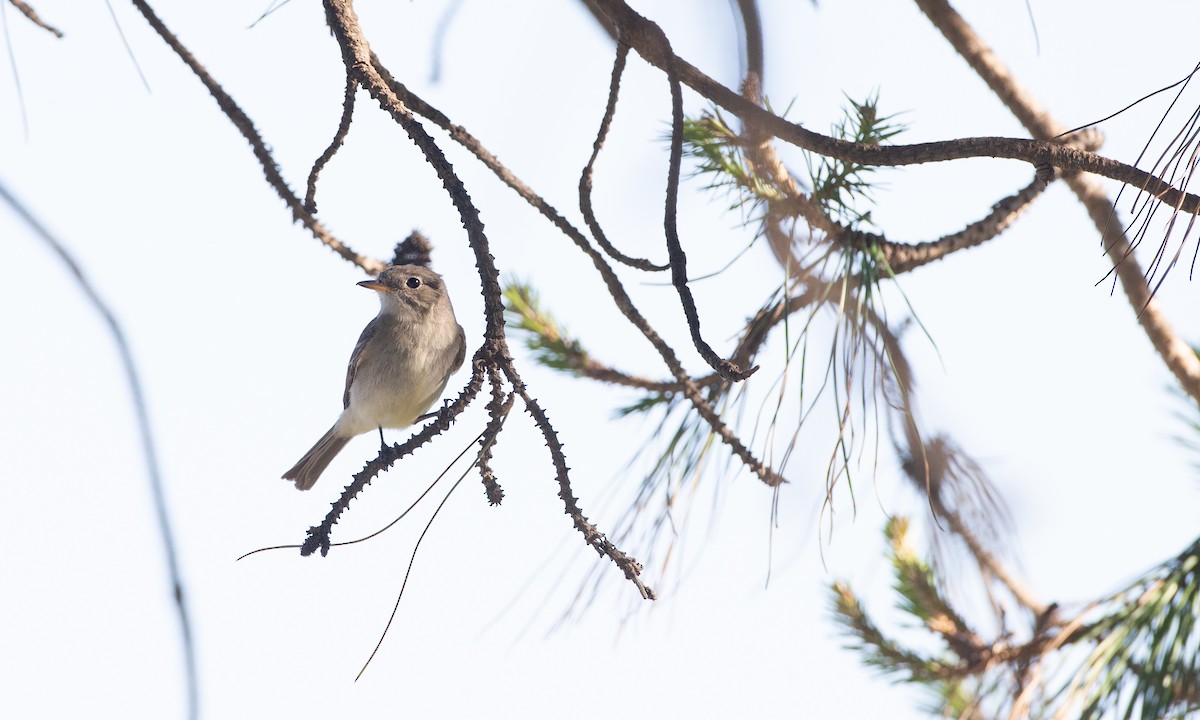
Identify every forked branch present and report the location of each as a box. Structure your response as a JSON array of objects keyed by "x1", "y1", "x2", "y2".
[
  {"x1": 129, "y1": 0, "x2": 384, "y2": 274},
  {"x1": 587, "y1": 0, "x2": 1200, "y2": 214},
  {"x1": 912, "y1": 0, "x2": 1200, "y2": 407}
]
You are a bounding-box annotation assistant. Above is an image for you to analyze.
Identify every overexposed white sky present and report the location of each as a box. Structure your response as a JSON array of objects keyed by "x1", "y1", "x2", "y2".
[{"x1": 3, "y1": 2, "x2": 1200, "y2": 718}]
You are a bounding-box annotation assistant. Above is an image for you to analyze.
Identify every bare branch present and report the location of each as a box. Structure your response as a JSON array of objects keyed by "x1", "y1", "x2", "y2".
[
  {"x1": 661, "y1": 32, "x2": 759, "y2": 383},
  {"x1": 479, "y1": 367, "x2": 511, "y2": 506},
  {"x1": 305, "y1": 73, "x2": 357, "y2": 214},
  {"x1": 0, "y1": 178, "x2": 197, "y2": 720},
  {"x1": 912, "y1": 0, "x2": 1200, "y2": 407},
  {"x1": 579, "y1": 40, "x2": 669, "y2": 272},
  {"x1": 733, "y1": 0, "x2": 763, "y2": 85},
  {"x1": 703, "y1": 101, "x2": 1051, "y2": 275},
  {"x1": 129, "y1": 0, "x2": 385, "y2": 274},
  {"x1": 577, "y1": 0, "x2": 619, "y2": 43},
  {"x1": 589, "y1": 0, "x2": 1200, "y2": 215},
  {"x1": 8, "y1": 0, "x2": 62, "y2": 37},
  {"x1": 879, "y1": 174, "x2": 1048, "y2": 274}
]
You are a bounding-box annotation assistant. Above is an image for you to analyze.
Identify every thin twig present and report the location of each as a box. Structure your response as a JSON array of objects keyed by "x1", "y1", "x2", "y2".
[
  {"x1": 733, "y1": 0, "x2": 763, "y2": 84},
  {"x1": 105, "y1": 0, "x2": 150, "y2": 92},
  {"x1": 248, "y1": 0, "x2": 293, "y2": 29},
  {"x1": 305, "y1": 72, "x2": 357, "y2": 214},
  {"x1": 129, "y1": 0, "x2": 385, "y2": 274},
  {"x1": 8, "y1": 0, "x2": 61, "y2": 37},
  {"x1": 508, "y1": 374, "x2": 656, "y2": 599},
  {"x1": 2, "y1": 1, "x2": 29, "y2": 138},
  {"x1": 579, "y1": 40, "x2": 668, "y2": 272},
  {"x1": 427, "y1": 0, "x2": 463, "y2": 83},
  {"x1": 577, "y1": 0, "x2": 619, "y2": 43},
  {"x1": 912, "y1": 0, "x2": 1200, "y2": 408},
  {"x1": 479, "y1": 367, "x2": 512, "y2": 505},
  {"x1": 879, "y1": 174, "x2": 1049, "y2": 274},
  {"x1": 356, "y1": 468, "x2": 470, "y2": 681},
  {"x1": 872, "y1": 308, "x2": 1044, "y2": 615},
  {"x1": 661, "y1": 34, "x2": 758, "y2": 382},
  {"x1": 0, "y1": 177, "x2": 198, "y2": 720}
]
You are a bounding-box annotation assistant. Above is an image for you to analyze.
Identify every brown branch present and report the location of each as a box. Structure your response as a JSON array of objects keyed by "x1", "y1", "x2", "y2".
[
  {"x1": 878, "y1": 174, "x2": 1048, "y2": 274},
  {"x1": 557, "y1": 279, "x2": 833, "y2": 397},
  {"x1": 569, "y1": 279, "x2": 843, "y2": 398},
  {"x1": 588, "y1": 0, "x2": 1200, "y2": 214},
  {"x1": 939, "y1": 499, "x2": 1044, "y2": 616},
  {"x1": 833, "y1": 581, "x2": 965, "y2": 683},
  {"x1": 8, "y1": 0, "x2": 62, "y2": 37},
  {"x1": 726, "y1": 117, "x2": 1050, "y2": 275},
  {"x1": 509, "y1": 368, "x2": 655, "y2": 599},
  {"x1": 577, "y1": 0, "x2": 619, "y2": 43},
  {"x1": 660, "y1": 33, "x2": 758, "y2": 382},
  {"x1": 732, "y1": 0, "x2": 813, "y2": 276},
  {"x1": 857, "y1": 293, "x2": 1045, "y2": 617},
  {"x1": 570, "y1": 346, "x2": 717, "y2": 393},
  {"x1": 622, "y1": 5, "x2": 1045, "y2": 284},
  {"x1": 585, "y1": 364, "x2": 716, "y2": 394},
  {"x1": 737, "y1": 176, "x2": 1047, "y2": 354},
  {"x1": 579, "y1": 40, "x2": 669, "y2": 272},
  {"x1": 321, "y1": 2, "x2": 506, "y2": 392},
  {"x1": 912, "y1": 0, "x2": 1200, "y2": 407},
  {"x1": 479, "y1": 367, "x2": 510, "y2": 506},
  {"x1": 128, "y1": 0, "x2": 385, "y2": 275},
  {"x1": 697, "y1": 100, "x2": 1049, "y2": 274},
  {"x1": 305, "y1": 72, "x2": 357, "y2": 214},
  {"x1": 892, "y1": 519, "x2": 991, "y2": 667},
  {"x1": 741, "y1": 100, "x2": 831, "y2": 268},
  {"x1": 733, "y1": 0, "x2": 763, "y2": 85}
]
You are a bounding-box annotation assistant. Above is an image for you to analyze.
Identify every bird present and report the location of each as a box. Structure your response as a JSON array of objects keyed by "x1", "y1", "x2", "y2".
[{"x1": 282, "y1": 265, "x2": 466, "y2": 490}]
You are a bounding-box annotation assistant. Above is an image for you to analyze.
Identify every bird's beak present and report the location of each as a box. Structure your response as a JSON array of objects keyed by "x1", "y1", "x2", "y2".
[{"x1": 357, "y1": 280, "x2": 387, "y2": 291}]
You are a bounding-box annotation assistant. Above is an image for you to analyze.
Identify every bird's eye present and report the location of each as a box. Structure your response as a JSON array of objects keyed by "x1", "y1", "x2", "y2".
[{"x1": 406, "y1": 277, "x2": 421, "y2": 289}]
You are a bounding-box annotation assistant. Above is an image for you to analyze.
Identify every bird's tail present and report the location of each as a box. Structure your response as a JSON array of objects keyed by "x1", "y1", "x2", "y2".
[{"x1": 282, "y1": 426, "x2": 350, "y2": 491}]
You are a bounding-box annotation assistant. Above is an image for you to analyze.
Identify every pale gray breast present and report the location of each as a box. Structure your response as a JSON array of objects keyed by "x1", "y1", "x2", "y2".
[{"x1": 345, "y1": 306, "x2": 462, "y2": 427}]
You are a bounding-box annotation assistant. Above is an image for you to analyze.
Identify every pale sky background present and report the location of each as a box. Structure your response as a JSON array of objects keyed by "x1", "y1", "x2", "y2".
[{"x1": 3, "y1": 2, "x2": 1200, "y2": 719}]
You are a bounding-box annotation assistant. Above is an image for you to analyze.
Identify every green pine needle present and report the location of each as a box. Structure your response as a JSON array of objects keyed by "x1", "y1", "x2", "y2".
[
  {"x1": 502, "y1": 280, "x2": 588, "y2": 375},
  {"x1": 1064, "y1": 537, "x2": 1200, "y2": 719}
]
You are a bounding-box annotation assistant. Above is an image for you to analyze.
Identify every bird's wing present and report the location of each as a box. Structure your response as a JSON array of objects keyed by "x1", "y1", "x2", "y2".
[
  {"x1": 343, "y1": 315, "x2": 383, "y2": 409},
  {"x1": 448, "y1": 324, "x2": 467, "y2": 379}
]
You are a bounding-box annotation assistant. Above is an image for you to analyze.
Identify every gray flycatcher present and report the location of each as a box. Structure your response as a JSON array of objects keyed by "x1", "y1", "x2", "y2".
[{"x1": 283, "y1": 265, "x2": 466, "y2": 490}]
